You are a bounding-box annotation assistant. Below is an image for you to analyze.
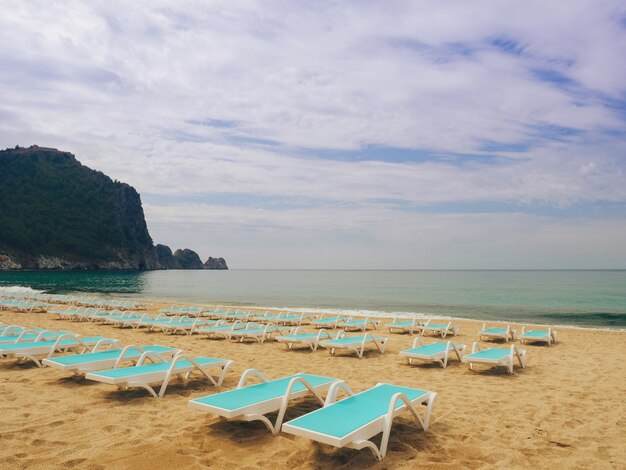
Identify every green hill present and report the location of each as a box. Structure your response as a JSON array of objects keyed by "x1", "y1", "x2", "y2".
[{"x1": 0, "y1": 146, "x2": 158, "y2": 270}]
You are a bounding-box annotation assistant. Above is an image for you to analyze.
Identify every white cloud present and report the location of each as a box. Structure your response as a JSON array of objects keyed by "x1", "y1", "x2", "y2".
[{"x1": 1, "y1": 1, "x2": 625, "y2": 267}]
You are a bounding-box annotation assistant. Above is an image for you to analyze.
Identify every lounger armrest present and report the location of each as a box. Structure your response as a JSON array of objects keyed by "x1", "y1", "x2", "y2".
[
  {"x1": 411, "y1": 336, "x2": 424, "y2": 348},
  {"x1": 236, "y1": 369, "x2": 268, "y2": 389},
  {"x1": 470, "y1": 341, "x2": 481, "y2": 353},
  {"x1": 324, "y1": 380, "x2": 354, "y2": 406}
]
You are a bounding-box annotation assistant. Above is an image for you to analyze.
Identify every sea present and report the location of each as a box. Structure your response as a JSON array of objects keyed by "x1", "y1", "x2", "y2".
[{"x1": 1, "y1": 270, "x2": 625, "y2": 329}]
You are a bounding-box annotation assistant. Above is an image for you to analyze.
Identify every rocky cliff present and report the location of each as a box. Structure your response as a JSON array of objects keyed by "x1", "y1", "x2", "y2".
[
  {"x1": 156, "y1": 245, "x2": 228, "y2": 269},
  {"x1": 0, "y1": 146, "x2": 159, "y2": 270},
  {"x1": 204, "y1": 257, "x2": 228, "y2": 270}
]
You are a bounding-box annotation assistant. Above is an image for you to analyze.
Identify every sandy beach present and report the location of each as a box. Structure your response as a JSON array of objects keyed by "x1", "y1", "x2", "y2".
[{"x1": 1, "y1": 306, "x2": 624, "y2": 469}]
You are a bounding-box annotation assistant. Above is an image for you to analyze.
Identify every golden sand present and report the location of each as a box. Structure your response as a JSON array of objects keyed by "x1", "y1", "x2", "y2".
[{"x1": 0, "y1": 307, "x2": 624, "y2": 469}]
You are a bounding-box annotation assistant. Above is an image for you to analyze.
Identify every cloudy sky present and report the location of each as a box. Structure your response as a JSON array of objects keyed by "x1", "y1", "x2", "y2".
[{"x1": 2, "y1": 1, "x2": 626, "y2": 268}]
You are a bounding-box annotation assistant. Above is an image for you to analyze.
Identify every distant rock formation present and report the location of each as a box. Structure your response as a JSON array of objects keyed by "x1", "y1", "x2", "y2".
[
  {"x1": 204, "y1": 257, "x2": 228, "y2": 270},
  {"x1": 156, "y1": 245, "x2": 221, "y2": 269},
  {"x1": 172, "y1": 249, "x2": 204, "y2": 269},
  {"x1": 155, "y1": 244, "x2": 178, "y2": 269},
  {"x1": 0, "y1": 146, "x2": 159, "y2": 270}
]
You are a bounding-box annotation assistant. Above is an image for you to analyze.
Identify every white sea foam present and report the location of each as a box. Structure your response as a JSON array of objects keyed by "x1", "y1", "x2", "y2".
[{"x1": 0, "y1": 285, "x2": 45, "y2": 295}]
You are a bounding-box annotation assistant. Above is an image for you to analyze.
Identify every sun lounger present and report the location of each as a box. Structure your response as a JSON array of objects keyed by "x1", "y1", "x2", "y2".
[
  {"x1": 387, "y1": 316, "x2": 424, "y2": 334},
  {"x1": 196, "y1": 321, "x2": 247, "y2": 339},
  {"x1": 0, "y1": 334, "x2": 118, "y2": 367},
  {"x1": 282, "y1": 381, "x2": 437, "y2": 460},
  {"x1": 340, "y1": 317, "x2": 381, "y2": 332},
  {"x1": 420, "y1": 320, "x2": 460, "y2": 338},
  {"x1": 275, "y1": 313, "x2": 310, "y2": 326},
  {"x1": 399, "y1": 338, "x2": 466, "y2": 367},
  {"x1": 188, "y1": 369, "x2": 339, "y2": 433},
  {"x1": 150, "y1": 317, "x2": 213, "y2": 335},
  {"x1": 319, "y1": 332, "x2": 389, "y2": 358},
  {"x1": 225, "y1": 322, "x2": 293, "y2": 343},
  {"x1": 85, "y1": 352, "x2": 233, "y2": 398},
  {"x1": 311, "y1": 316, "x2": 343, "y2": 329},
  {"x1": 42, "y1": 345, "x2": 180, "y2": 375},
  {"x1": 276, "y1": 328, "x2": 339, "y2": 351},
  {"x1": 478, "y1": 323, "x2": 515, "y2": 342},
  {"x1": 0, "y1": 329, "x2": 72, "y2": 345},
  {"x1": 462, "y1": 342, "x2": 526, "y2": 374},
  {"x1": 119, "y1": 313, "x2": 171, "y2": 329},
  {"x1": 519, "y1": 327, "x2": 557, "y2": 345}
]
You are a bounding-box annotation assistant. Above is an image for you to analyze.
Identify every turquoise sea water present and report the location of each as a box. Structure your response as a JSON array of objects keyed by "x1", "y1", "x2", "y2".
[{"x1": 1, "y1": 270, "x2": 625, "y2": 328}]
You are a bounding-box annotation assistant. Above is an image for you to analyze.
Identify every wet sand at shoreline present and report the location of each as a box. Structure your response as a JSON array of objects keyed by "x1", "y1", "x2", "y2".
[{"x1": 1, "y1": 306, "x2": 625, "y2": 469}]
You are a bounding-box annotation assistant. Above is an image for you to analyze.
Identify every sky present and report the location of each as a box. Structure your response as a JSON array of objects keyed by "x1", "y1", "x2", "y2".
[{"x1": 1, "y1": 1, "x2": 626, "y2": 269}]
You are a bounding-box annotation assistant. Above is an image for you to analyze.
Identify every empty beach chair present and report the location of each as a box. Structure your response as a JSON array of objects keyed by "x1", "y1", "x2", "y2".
[
  {"x1": 0, "y1": 334, "x2": 118, "y2": 367},
  {"x1": 225, "y1": 322, "x2": 292, "y2": 343},
  {"x1": 319, "y1": 332, "x2": 389, "y2": 358},
  {"x1": 42, "y1": 344, "x2": 180, "y2": 375},
  {"x1": 340, "y1": 317, "x2": 381, "y2": 332},
  {"x1": 420, "y1": 320, "x2": 460, "y2": 338},
  {"x1": 462, "y1": 342, "x2": 526, "y2": 374},
  {"x1": 0, "y1": 329, "x2": 72, "y2": 345},
  {"x1": 399, "y1": 338, "x2": 466, "y2": 367},
  {"x1": 311, "y1": 315, "x2": 343, "y2": 329},
  {"x1": 519, "y1": 327, "x2": 557, "y2": 345},
  {"x1": 155, "y1": 318, "x2": 217, "y2": 335},
  {"x1": 188, "y1": 369, "x2": 339, "y2": 433},
  {"x1": 282, "y1": 381, "x2": 437, "y2": 460},
  {"x1": 276, "y1": 328, "x2": 339, "y2": 351},
  {"x1": 196, "y1": 321, "x2": 247, "y2": 339},
  {"x1": 85, "y1": 352, "x2": 233, "y2": 398},
  {"x1": 478, "y1": 323, "x2": 515, "y2": 342},
  {"x1": 276, "y1": 313, "x2": 310, "y2": 326},
  {"x1": 387, "y1": 316, "x2": 423, "y2": 334}
]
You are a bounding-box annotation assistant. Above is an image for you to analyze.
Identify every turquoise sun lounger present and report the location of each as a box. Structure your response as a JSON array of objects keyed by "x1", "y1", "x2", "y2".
[
  {"x1": 461, "y1": 342, "x2": 526, "y2": 374},
  {"x1": 0, "y1": 329, "x2": 72, "y2": 345},
  {"x1": 399, "y1": 338, "x2": 466, "y2": 368},
  {"x1": 276, "y1": 328, "x2": 338, "y2": 351},
  {"x1": 420, "y1": 320, "x2": 460, "y2": 339},
  {"x1": 225, "y1": 322, "x2": 293, "y2": 343},
  {"x1": 319, "y1": 332, "x2": 389, "y2": 358},
  {"x1": 519, "y1": 327, "x2": 556, "y2": 345},
  {"x1": 340, "y1": 317, "x2": 381, "y2": 332},
  {"x1": 189, "y1": 369, "x2": 339, "y2": 434},
  {"x1": 42, "y1": 344, "x2": 180, "y2": 375},
  {"x1": 478, "y1": 323, "x2": 516, "y2": 342},
  {"x1": 311, "y1": 316, "x2": 343, "y2": 328},
  {"x1": 85, "y1": 353, "x2": 233, "y2": 398},
  {"x1": 282, "y1": 382, "x2": 437, "y2": 460},
  {"x1": 0, "y1": 334, "x2": 117, "y2": 367},
  {"x1": 387, "y1": 316, "x2": 424, "y2": 334}
]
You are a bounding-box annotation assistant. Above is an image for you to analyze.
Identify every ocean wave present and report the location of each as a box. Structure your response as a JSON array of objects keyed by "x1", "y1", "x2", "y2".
[{"x1": 0, "y1": 285, "x2": 45, "y2": 295}]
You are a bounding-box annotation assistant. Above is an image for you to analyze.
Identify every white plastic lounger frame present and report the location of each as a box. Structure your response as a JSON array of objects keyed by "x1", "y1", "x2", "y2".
[
  {"x1": 42, "y1": 344, "x2": 181, "y2": 375},
  {"x1": 225, "y1": 322, "x2": 292, "y2": 343},
  {"x1": 462, "y1": 342, "x2": 526, "y2": 374},
  {"x1": 311, "y1": 315, "x2": 344, "y2": 329},
  {"x1": 399, "y1": 338, "x2": 466, "y2": 368},
  {"x1": 419, "y1": 320, "x2": 460, "y2": 339},
  {"x1": 319, "y1": 331, "x2": 389, "y2": 358},
  {"x1": 519, "y1": 326, "x2": 557, "y2": 345},
  {"x1": 276, "y1": 328, "x2": 339, "y2": 351},
  {"x1": 0, "y1": 334, "x2": 118, "y2": 367},
  {"x1": 478, "y1": 323, "x2": 516, "y2": 342},
  {"x1": 387, "y1": 316, "x2": 422, "y2": 334},
  {"x1": 282, "y1": 381, "x2": 437, "y2": 461},
  {"x1": 85, "y1": 352, "x2": 233, "y2": 398},
  {"x1": 340, "y1": 317, "x2": 381, "y2": 332},
  {"x1": 188, "y1": 369, "x2": 339, "y2": 434}
]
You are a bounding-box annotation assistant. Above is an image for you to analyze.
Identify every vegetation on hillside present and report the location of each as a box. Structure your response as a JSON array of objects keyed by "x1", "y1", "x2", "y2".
[{"x1": 0, "y1": 146, "x2": 154, "y2": 265}]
